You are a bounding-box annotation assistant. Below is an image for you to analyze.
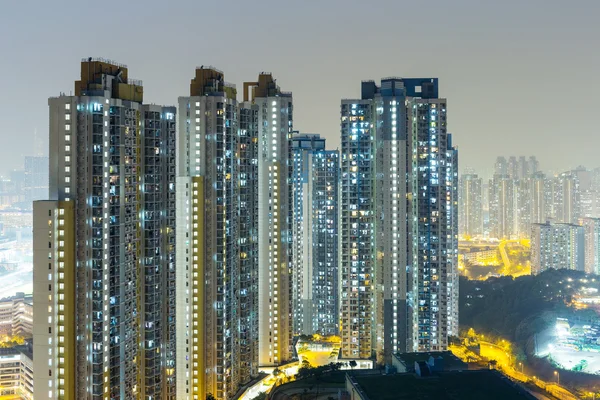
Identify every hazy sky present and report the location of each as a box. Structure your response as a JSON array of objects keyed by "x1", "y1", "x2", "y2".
[{"x1": 1, "y1": 0, "x2": 598, "y2": 178}]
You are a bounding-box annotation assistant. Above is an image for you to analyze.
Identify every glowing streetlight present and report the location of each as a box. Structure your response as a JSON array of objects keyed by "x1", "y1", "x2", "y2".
[
  {"x1": 554, "y1": 370, "x2": 560, "y2": 385},
  {"x1": 518, "y1": 362, "x2": 523, "y2": 373}
]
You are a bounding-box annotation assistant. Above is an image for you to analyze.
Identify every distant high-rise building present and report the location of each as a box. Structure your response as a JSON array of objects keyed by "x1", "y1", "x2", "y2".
[
  {"x1": 459, "y1": 174, "x2": 483, "y2": 237},
  {"x1": 242, "y1": 74, "x2": 294, "y2": 367},
  {"x1": 23, "y1": 156, "x2": 48, "y2": 208},
  {"x1": 507, "y1": 156, "x2": 518, "y2": 180},
  {"x1": 582, "y1": 218, "x2": 600, "y2": 275},
  {"x1": 531, "y1": 222, "x2": 584, "y2": 275},
  {"x1": 528, "y1": 156, "x2": 539, "y2": 176},
  {"x1": 340, "y1": 77, "x2": 458, "y2": 362},
  {"x1": 488, "y1": 156, "x2": 540, "y2": 240},
  {"x1": 494, "y1": 157, "x2": 507, "y2": 176},
  {"x1": 34, "y1": 59, "x2": 177, "y2": 400},
  {"x1": 514, "y1": 178, "x2": 532, "y2": 239},
  {"x1": 530, "y1": 172, "x2": 547, "y2": 224},
  {"x1": 291, "y1": 134, "x2": 339, "y2": 336},
  {"x1": 580, "y1": 189, "x2": 600, "y2": 218},
  {"x1": 176, "y1": 67, "x2": 259, "y2": 400},
  {"x1": 553, "y1": 172, "x2": 580, "y2": 224},
  {"x1": 488, "y1": 174, "x2": 515, "y2": 239}
]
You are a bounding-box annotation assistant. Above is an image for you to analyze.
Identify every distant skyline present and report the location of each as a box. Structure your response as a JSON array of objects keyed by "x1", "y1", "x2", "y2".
[{"x1": 1, "y1": 0, "x2": 598, "y2": 175}]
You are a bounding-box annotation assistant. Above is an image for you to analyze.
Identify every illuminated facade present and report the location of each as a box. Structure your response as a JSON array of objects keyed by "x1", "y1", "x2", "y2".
[
  {"x1": 582, "y1": 218, "x2": 600, "y2": 275},
  {"x1": 340, "y1": 98, "x2": 375, "y2": 359},
  {"x1": 339, "y1": 78, "x2": 458, "y2": 361},
  {"x1": 550, "y1": 172, "x2": 580, "y2": 224},
  {"x1": 530, "y1": 172, "x2": 547, "y2": 224},
  {"x1": 458, "y1": 174, "x2": 483, "y2": 237},
  {"x1": 531, "y1": 222, "x2": 584, "y2": 275},
  {"x1": 176, "y1": 67, "x2": 259, "y2": 400},
  {"x1": 242, "y1": 74, "x2": 293, "y2": 366},
  {"x1": 408, "y1": 93, "x2": 459, "y2": 352},
  {"x1": 488, "y1": 174, "x2": 515, "y2": 239},
  {"x1": 34, "y1": 59, "x2": 177, "y2": 400},
  {"x1": 291, "y1": 134, "x2": 339, "y2": 335}
]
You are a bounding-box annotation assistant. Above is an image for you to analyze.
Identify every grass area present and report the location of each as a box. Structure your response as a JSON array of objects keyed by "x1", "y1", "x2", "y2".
[{"x1": 353, "y1": 370, "x2": 532, "y2": 400}]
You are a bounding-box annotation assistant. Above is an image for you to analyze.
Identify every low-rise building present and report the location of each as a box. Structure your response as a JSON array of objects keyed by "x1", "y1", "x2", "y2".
[
  {"x1": 0, "y1": 342, "x2": 33, "y2": 399},
  {"x1": 0, "y1": 293, "x2": 33, "y2": 337}
]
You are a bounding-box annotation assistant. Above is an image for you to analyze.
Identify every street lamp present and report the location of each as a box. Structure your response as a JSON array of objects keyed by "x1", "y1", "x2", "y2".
[
  {"x1": 554, "y1": 370, "x2": 560, "y2": 385},
  {"x1": 518, "y1": 362, "x2": 523, "y2": 373}
]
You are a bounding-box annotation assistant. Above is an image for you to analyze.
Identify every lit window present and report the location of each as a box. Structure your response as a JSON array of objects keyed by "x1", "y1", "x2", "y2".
[
  {"x1": 65, "y1": 125, "x2": 70, "y2": 131},
  {"x1": 65, "y1": 114, "x2": 70, "y2": 121}
]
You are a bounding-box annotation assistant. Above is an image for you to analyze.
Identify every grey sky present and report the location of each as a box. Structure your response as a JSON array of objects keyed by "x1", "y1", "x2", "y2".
[{"x1": 1, "y1": 0, "x2": 598, "y2": 178}]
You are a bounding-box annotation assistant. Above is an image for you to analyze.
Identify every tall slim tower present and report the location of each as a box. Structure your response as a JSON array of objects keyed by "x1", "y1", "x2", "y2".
[
  {"x1": 340, "y1": 99, "x2": 375, "y2": 359},
  {"x1": 34, "y1": 58, "x2": 177, "y2": 400},
  {"x1": 243, "y1": 74, "x2": 293, "y2": 366},
  {"x1": 176, "y1": 67, "x2": 258, "y2": 400},
  {"x1": 582, "y1": 218, "x2": 600, "y2": 275},
  {"x1": 530, "y1": 172, "x2": 547, "y2": 224},
  {"x1": 408, "y1": 92, "x2": 458, "y2": 352},
  {"x1": 459, "y1": 174, "x2": 483, "y2": 237},
  {"x1": 291, "y1": 133, "x2": 339, "y2": 336}
]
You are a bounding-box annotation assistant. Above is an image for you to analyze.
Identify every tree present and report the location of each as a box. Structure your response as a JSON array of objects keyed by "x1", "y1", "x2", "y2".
[
  {"x1": 250, "y1": 392, "x2": 267, "y2": 400},
  {"x1": 206, "y1": 393, "x2": 216, "y2": 400},
  {"x1": 349, "y1": 360, "x2": 357, "y2": 370}
]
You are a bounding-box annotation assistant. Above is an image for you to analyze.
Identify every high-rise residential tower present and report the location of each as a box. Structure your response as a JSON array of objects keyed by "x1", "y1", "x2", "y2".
[
  {"x1": 34, "y1": 58, "x2": 177, "y2": 400},
  {"x1": 407, "y1": 88, "x2": 459, "y2": 352},
  {"x1": 530, "y1": 172, "x2": 547, "y2": 224},
  {"x1": 582, "y1": 218, "x2": 600, "y2": 275},
  {"x1": 242, "y1": 74, "x2": 294, "y2": 367},
  {"x1": 339, "y1": 77, "x2": 458, "y2": 362},
  {"x1": 488, "y1": 174, "x2": 515, "y2": 239},
  {"x1": 176, "y1": 67, "x2": 259, "y2": 400},
  {"x1": 340, "y1": 98, "x2": 376, "y2": 359},
  {"x1": 459, "y1": 173, "x2": 483, "y2": 238},
  {"x1": 531, "y1": 222, "x2": 584, "y2": 274},
  {"x1": 291, "y1": 133, "x2": 339, "y2": 336}
]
